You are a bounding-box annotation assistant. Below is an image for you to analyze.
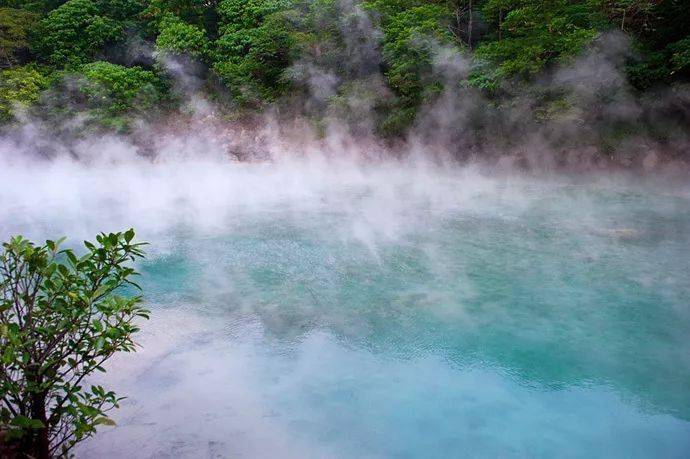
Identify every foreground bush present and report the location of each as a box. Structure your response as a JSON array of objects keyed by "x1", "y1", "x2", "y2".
[{"x1": 0, "y1": 230, "x2": 149, "y2": 458}]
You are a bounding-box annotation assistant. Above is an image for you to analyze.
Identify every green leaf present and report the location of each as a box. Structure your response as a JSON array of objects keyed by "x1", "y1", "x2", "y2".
[
  {"x1": 94, "y1": 417, "x2": 116, "y2": 426},
  {"x1": 11, "y1": 415, "x2": 45, "y2": 429},
  {"x1": 66, "y1": 250, "x2": 78, "y2": 267},
  {"x1": 91, "y1": 284, "x2": 111, "y2": 300}
]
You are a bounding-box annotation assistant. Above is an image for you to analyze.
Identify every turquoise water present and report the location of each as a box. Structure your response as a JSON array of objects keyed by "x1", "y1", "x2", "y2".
[{"x1": 1, "y1": 162, "x2": 689, "y2": 457}]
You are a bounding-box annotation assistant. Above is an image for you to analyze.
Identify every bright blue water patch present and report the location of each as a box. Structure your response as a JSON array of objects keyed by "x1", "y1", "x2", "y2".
[{"x1": 76, "y1": 180, "x2": 690, "y2": 458}]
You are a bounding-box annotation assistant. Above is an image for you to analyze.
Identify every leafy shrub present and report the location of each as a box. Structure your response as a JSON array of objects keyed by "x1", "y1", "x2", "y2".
[{"x1": 0, "y1": 230, "x2": 149, "y2": 458}]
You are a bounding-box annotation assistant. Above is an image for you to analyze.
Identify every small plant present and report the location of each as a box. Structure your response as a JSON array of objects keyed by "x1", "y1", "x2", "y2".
[{"x1": 0, "y1": 230, "x2": 149, "y2": 458}]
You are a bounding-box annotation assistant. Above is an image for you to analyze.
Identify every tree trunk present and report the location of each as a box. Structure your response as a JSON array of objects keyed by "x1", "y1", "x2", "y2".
[
  {"x1": 468, "y1": 0, "x2": 473, "y2": 49},
  {"x1": 24, "y1": 367, "x2": 50, "y2": 459},
  {"x1": 30, "y1": 390, "x2": 50, "y2": 459}
]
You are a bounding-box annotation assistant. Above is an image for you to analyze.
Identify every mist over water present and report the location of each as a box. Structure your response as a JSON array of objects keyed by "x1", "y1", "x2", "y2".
[
  {"x1": 2, "y1": 0, "x2": 690, "y2": 456},
  {"x1": 1, "y1": 151, "x2": 690, "y2": 458}
]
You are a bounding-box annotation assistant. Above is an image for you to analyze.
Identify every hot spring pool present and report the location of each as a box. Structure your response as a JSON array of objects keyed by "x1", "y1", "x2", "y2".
[{"x1": 1, "y1": 161, "x2": 689, "y2": 458}]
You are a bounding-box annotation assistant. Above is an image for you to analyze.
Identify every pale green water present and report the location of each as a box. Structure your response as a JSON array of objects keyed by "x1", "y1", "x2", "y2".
[{"x1": 1, "y1": 162, "x2": 689, "y2": 457}]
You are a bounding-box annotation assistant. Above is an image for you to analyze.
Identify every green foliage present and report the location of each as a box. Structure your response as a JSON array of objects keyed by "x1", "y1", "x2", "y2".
[
  {"x1": 93, "y1": 0, "x2": 145, "y2": 21},
  {"x1": 669, "y1": 38, "x2": 690, "y2": 73},
  {"x1": 591, "y1": 0, "x2": 659, "y2": 35},
  {"x1": 475, "y1": 0, "x2": 599, "y2": 80},
  {"x1": 213, "y1": 0, "x2": 295, "y2": 105},
  {"x1": 361, "y1": 1, "x2": 456, "y2": 134},
  {"x1": 0, "y1": 0, "x2": 687, "y2": 135},
  {"x1": 0, "y1": 230, "x2": 149, "y2": 458},
  {"x1": 143, "y1": 0, "x2": 217, "y2": 27},
  {"x1": 378, "y1": 104, "x2": 416, "y2": 136},
  {"x1": 0, "y1": 1, "x2": 67, "y2": 14},
  {"x1": 0, "y1": 8, "x2": 39, "y2": 67},
  {"x1": 380, "y1": 5, "x2": 456, "y2": 99},
  {"x1": 625, "y1": 49, "x2": 669, "y2": 90},
  {"x1": 216, "y1": 0, "x2": 291, "y2": 30},
  {"x1": 623, "y1": 27, "x2": 689, "y2": 88},
  {"x1": 156, "y1": 14, "x2": 210, "y2": 58},
  {"x1": 586, "y1": 0, "x2": 689, "y2": 89},
  {"x1": 79, "y1": 61, "x2": 163, "y2": 110},
  {"x1": 288, "y1": 0, "x2": 341, "y2": 69},
  {"x1": 0, "y1": 65, "x2": 49, "y2": 121},
  {"x1": 31, "y1": 0, "x2": 124, "y2": 67},
  {"x1": 65, "y1": 61, "x2": 166, "y2": 130}
]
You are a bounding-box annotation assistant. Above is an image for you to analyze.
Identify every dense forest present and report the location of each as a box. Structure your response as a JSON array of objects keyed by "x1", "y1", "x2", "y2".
[{"x1": 1, "y1": 0, "x2": 689, "y2": 167}]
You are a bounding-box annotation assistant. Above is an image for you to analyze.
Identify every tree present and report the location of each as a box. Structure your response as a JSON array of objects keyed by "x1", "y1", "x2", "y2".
[
  {"x1": 213, "y1": 0, "x2": 295, "y2": 105},
  {"x1": 379, "y1": 5, "x2": 456, "y2": 100},
  {"x1": 43, "y1": 61, "x2": 168, "y2": 130},
  {"x1": 0, "y1": 1, "x2": 68, "y2": 14},
  {"x1": 475, "y1": 0, "x2": 599, "y2": 80},
  {"x1": 449, "y1": 0, "x2": 479, "y2": 50},
  {"x1": 595, "y1": 0, "x2": 690, "y2": 88},
  {"x1": 669, "y1": 38, "x2": 690, "y2": 74},
  {"x1": 361, "y1": 1, "x2": 457, "y2": 133},
  {"x1": 0, "y1": 65, "x2": 49, "y2": 121},
  {"x1": 93, "y1": 0, "x2": 145, "y2": 21},
  {"x1": 593, "y1": 0, "x2": 659, "y2": 34},
  {"x1": 0, "y1": 8, "x2": 39, "y2": 68},
  {"x1": 142, "y1": 0, "x2": 220, "y2": 35},
  {"x1": 156, "y1": 14, "x2": 210, "y2": 58},
  {"x1": 30, "y1": 0, "x2": 124, "y2": 67},
  {"x1": 78, "y1": 61, "x2": 164, "y2": 113},
  {"x1": 0, "y1": 230, "x2": 149, "y2": 458}
]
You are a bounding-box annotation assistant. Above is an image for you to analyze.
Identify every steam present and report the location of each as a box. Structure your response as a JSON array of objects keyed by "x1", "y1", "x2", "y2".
[
  {"x1": 2, "y1": 107, "x2": 690, "y2": 459},
  {"x1": 1, "y1": 2, "x2": 690, "y2": 457}
]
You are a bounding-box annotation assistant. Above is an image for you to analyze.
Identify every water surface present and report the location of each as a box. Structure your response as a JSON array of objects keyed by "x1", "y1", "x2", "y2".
[{"x1": 1, "y1": 161, "x2": 689, "y2": 458}]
